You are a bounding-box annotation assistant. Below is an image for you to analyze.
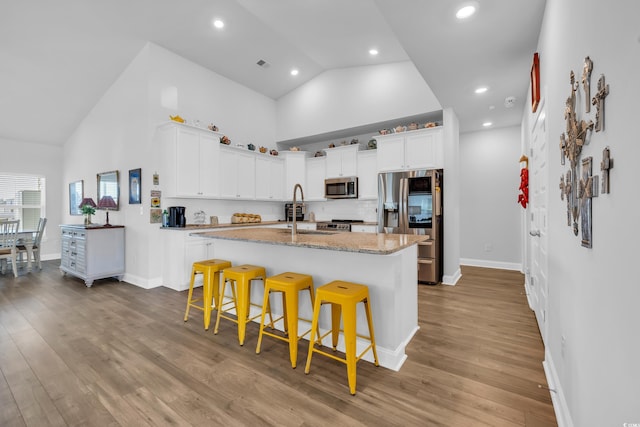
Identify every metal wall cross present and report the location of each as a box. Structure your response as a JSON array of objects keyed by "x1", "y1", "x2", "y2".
[{"x1": 592, "y1": 74, "x2": 609, "y2": 132}]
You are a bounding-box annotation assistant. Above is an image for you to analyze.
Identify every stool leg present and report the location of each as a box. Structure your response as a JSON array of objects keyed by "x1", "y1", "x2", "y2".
[
  {"x1": 364, "y1": 298, "x2": 379, "y2": 367},
  {"x1": 202, "y1": 269, "x2": 212, "y2": 330},
  {"x1": 304, "y1": 296, "x2": 322, "y2": 374},
  {"x1": 213, "y1": 280, "x2": 238, "y2": 335},
  {"x1": 331, "y1": 303, "x2": 342, "y2": 351},
  {"x1": 284, "y1": 287, "x2": 300, "y2": 368},
  {"x1": 184, "y1": 266, "x2": 198, "y2": 322},
  {"x1": 236, "y1": 278, "x2": 250, "y2": 346},
  {"x1": 256, "y1": 286, "x2": 271, "y2": 354},
  {"x1": 212, "y1": 271, "x2": 221, "y2": 311},
  {"x1": 307, "y1": 287, "x2": 322, "y2": 347},
  {"x1": 343, "y1": 301, "x2": 358, "y2": 395}
]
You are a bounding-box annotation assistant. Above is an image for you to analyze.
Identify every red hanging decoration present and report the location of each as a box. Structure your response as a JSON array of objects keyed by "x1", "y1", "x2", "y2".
[{"x1": 518, "y1": 166, "x2": 529, "y2": 208}]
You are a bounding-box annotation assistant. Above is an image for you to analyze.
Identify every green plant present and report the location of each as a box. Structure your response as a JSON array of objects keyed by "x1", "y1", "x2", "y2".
[{"x1": 80, "y1": 204, "x2": 96, "y2": 215}]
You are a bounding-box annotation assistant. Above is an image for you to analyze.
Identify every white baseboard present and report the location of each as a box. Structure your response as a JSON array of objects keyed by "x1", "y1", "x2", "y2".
[
  {"x1": 543, "y1": 349, "x2": 574, "y2": 427},
  {"x1": 122, "y1": 273, "x2": 162, "y2": 289},
  {"x1": 460, "y1": 258, "x2": 522, "y2": 271},
  {"x1": 442, "y1": 267, "x2": 461, "y2": 286}
]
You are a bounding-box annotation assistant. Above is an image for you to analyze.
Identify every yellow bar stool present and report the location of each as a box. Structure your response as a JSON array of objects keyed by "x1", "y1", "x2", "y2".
[
  {"x1": 214, "y1": 264, "x2": 273, "y2": 346},
  {"x1": 304, "y1": 280, "x2": 379, "y2": 395},
  {"x1": 183, "y1": 259, "x2": 232, "y2": 330},
  {"x1": 256, "y1": 272, "x2": 319, "y2": 369}
]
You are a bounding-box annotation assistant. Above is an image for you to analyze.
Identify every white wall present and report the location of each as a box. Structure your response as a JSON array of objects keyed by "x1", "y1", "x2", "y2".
[
  {"x1": 276, "y1": 61, "x2": 441, "y2": 141},
  {"x1": 459, "y1": 126, "x2": 522, "y2": 270},
  {"x1": 0, "y1": 138, "x2": 63, "y2": 261},
  {"x1": 63, "y1": 43, "x2": 278, "y2": 288},
  {"x1": 528, "y1": 1, "x2": 640, "y2": 425}
]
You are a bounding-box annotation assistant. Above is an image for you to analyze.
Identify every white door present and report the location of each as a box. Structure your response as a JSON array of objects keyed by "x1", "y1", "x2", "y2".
[{"x1": 528, "y1": 100, "x2": 549, "y2": 344}]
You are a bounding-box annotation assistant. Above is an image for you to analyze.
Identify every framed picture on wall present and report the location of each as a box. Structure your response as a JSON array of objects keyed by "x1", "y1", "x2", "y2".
[
  {"x1": 129, "y1": 168, "x2": 141, "y2": 204},
  {"x1": 531, "y1": 52, "x2": 541, "y2": 113},
  {"x1": 69, "y1": 180, "x2": 84, "y2": 215}
]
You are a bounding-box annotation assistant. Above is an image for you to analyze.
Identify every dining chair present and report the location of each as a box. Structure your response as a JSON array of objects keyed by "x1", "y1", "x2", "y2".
[
  {"x1": 17, "y1": 217, "x2": 47, "y2": 270},
  {"x1": 0, "y1": 220, "x2": 20, "y2": 278}
]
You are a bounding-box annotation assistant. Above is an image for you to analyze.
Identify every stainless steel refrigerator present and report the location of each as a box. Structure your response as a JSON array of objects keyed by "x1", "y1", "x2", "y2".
[{"x1": 377, "y1": 169, "x2": 443, "y2": 284}]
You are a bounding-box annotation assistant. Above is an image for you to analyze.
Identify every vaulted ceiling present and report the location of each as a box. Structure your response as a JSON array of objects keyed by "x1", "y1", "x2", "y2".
[{"x1": 0, "y1": 0, "x2": 545, "y2": 146}]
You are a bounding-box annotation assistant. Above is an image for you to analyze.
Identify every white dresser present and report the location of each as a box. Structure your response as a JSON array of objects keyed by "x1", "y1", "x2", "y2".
[{"x1": 60, "y1": 224, "x2": 125, "y2": 287}]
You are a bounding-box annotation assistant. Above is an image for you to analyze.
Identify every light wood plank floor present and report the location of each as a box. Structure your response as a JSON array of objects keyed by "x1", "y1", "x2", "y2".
[{"x1": 0, "y1": 262, "x2": 556, "y2": 426}]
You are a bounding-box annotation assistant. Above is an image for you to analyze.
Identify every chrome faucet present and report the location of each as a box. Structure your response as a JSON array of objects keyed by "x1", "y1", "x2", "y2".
[{"x1": 292, "y1": 183, "x2": 304, "y2": 238}]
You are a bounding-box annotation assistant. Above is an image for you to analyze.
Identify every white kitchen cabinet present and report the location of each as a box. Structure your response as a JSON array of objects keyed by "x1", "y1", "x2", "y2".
[
  {"x1": 357, "y1": 150, "x2": 378, "y2": 199},
  {"x1": 351, "y1": 224, "x2": 378, "y2": 233},
  {"x1": 255, "y1": 156, "x2": 284, "y2": 201},
  {"x1": 162, "y1": 229, "x2": 216, "y2": 291},
  {"x1": 60, "y1": 225, "x2": 125, "y2": 287},
  {"x1": 158, "y1": 122, "x2": 221, "y2": 198},
  {"x1": 325, "y1": 145, "x2": 358, "y2": 178},
  {"x1": 377, "y1": 127, "x2": 443, "y2": 172},
  {"x1": 282, "y1": 151, "x2": 307, "y2": 199},
  {"x1": 219, "y1": 146, "x2": 256, "y2": 199},
  {"x1": 305, "y1": 157, "x2": 326, "y2": 201}
]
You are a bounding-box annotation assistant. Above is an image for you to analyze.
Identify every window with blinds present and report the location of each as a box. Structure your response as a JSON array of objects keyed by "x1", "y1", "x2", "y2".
[{"x1": 0, "y1": 173, "x2": 46, "y2": 231}]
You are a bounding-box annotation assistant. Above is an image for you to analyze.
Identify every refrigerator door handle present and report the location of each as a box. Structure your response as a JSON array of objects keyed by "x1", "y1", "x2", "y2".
[{"x1": 399, "y1": 177, "x2": 408, "y2": 233}]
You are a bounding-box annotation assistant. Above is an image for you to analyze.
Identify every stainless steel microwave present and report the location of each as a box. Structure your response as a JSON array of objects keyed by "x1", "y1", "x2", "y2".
[{"x1": 324, "y1": 177, "x2": 358, "y2": 199}]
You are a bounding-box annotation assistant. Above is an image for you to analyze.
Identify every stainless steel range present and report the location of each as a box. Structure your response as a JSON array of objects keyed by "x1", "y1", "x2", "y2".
[{"x1": 316, "y1": 219, "x2": 364, "y2": 232}]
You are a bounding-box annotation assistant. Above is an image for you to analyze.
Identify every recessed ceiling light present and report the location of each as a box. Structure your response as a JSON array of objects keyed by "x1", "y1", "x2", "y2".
[
  {"x1": 475, "y1": 86, "x2": 488, "y2": 94},
  {"x1": 290, "y1": 69, "x2": 299, "y2": 76},
  {"x1": 369, "y1": 49, "x2": 379, "y2": 56},
  {"x1": 456, "y1": 3, "x2": 478, "y2": 19},
  {"x1": 213, "y1": 19, "x2": 224, "y2": 29},
  {"x1": 482, "y1": 122, "x2": 493, "y2": 127}
]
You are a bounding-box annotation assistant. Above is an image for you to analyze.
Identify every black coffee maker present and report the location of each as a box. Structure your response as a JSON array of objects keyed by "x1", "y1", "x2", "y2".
[{"x1": 168, "y1": 206, "x2": 186, "y2": 227}]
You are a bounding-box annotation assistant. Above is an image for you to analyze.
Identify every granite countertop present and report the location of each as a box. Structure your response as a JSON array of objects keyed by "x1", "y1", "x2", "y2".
[
  {"x1": 192, "y1": 227, "x2": 424, "y2": 255},
  {"x1": 161, "y1": 220, "x2": 378, "y2": 230}
]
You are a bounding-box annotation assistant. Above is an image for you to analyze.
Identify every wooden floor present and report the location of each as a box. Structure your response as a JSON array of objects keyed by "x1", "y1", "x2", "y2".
[{"x1": 0, "y1": 262, "x2": 557, "y2": 426}]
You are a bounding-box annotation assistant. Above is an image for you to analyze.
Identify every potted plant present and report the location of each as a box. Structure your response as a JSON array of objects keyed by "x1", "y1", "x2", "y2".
[{"x1": 80, "y1": 203, "x2": 96, "y2": 225}]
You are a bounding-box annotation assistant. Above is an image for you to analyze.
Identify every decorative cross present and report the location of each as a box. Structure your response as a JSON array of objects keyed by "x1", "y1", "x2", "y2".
[
  {"x1": 565, "y1": 169, "x2": 573, "y2": 227},
  {"x1": 559, "y1": 134, "x2": 566, "y2": 165},
  {"x1": 582, "y1": 56, "x2": 593, "y2": 113},
  {"x1": 600, "y1": 146, "x2": 614, "y2": 193},
  {"x1": 592, "y1": 74, "x2": 609, "y2": 132},
  {"x1": 559, "y1": 175, "x2": 565, "y2": 200}
]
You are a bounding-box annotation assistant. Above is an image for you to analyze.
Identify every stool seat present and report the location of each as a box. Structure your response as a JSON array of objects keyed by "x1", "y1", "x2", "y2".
[
  {"x1": 214, "y1": 264, "x2": 272, "y2": 346},
  {"x1": 184, "y1": 259, "x2": 232, "y2": 330},
  {"x1": 256, "y1": 272, "x2": 318, "y2": 368},
  {"x1": 304, "y1": 280, "x2": 379, "y2": 395}
]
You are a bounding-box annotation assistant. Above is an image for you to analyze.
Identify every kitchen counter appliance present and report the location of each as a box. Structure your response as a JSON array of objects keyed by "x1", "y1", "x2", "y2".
[
  {"x1": 324, "y1": 177, "x2": 358, "y2": 199},
  {"x1": 285, "y1": 202, "x2": 305, "y2": 221},
  {"x1": 168, "y1": 206, "x2": 186, "y2": 227},
  {"x1": 378, "y1": 169, "x2": 443, "y2": 284},
  {"x1": 317, "y1": 219, "x2": 364, "y2": 232}
]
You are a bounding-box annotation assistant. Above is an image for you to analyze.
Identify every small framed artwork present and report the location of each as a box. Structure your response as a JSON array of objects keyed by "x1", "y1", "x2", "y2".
[
  {"x1": 531, "y1": 52, "x2": 540, "y2": 113},
  {"x1": 69, "y1": 180, "x2": 84, "y2": 215},
  {"x1": 129, "y1": 168, "x2": 142, "y2": 204}
]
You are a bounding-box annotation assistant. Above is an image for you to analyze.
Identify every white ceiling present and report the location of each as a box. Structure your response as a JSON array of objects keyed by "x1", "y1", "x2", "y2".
[{"x1": 0, "y1": 0, "x2": 545, "y2": 146}]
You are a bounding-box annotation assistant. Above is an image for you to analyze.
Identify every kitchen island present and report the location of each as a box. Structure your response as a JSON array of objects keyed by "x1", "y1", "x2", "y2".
[{"x1": 193, "y1": 227, "x2": 426, "y2": 371}]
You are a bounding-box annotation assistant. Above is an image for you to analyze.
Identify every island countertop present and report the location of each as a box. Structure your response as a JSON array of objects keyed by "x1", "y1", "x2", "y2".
[{"x1": 192, "y1": 227, "x2": 426, "y2": 255}]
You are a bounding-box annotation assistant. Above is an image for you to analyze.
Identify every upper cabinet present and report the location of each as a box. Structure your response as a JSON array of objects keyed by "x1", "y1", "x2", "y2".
[
  {"x1": 305, "y1": 157, "x2": 327, "y2": 201},
  {"x1": 255, "y1": 156, "x2": 284, "y2": 201},
  {"x1": 324, "y1": 145, "x2": 358, "y2": 178},
  {"x1": 357, "y1": 151, "x2": 378, "y2": 199},
  {"x1": 219, "y1": 146, "x2": 256, "y2": 199},
  {"x1": 282, "y1": 151, "x2": 308, "y2": 199},
  {"x1": 376, "y1": 127, "x2": 443, "y2": 172},
  {"x1": 158, "y1": 122, "x2": 220, "y2": 198}
]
